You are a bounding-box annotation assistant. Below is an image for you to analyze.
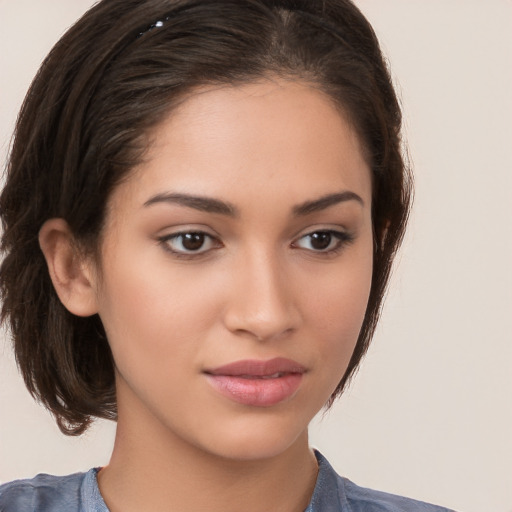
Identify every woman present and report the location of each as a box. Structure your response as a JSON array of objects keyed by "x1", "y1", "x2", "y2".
[{"x1": 0, "y1": 0, "x2": 454, "y2": 510}]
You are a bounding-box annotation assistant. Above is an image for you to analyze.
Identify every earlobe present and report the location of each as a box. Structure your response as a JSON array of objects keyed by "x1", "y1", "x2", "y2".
[{"x1": 38, "y1": 218, "x2": 99, "y2": 317}]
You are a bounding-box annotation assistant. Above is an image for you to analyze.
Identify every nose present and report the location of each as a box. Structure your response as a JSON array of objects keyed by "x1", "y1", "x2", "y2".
[{"x1": 222, "y1": 250, "x2": 301, "y2": 342}]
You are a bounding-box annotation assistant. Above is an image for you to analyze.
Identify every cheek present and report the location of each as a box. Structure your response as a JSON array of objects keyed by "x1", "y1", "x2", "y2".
[
  {"x1": 312, "y1": 280, "x2": 369, "y2": 358},
  {"x1": 309, "y1": 247, "x2": 372, "y2": 323},
  {"x1": 94, "y1": 253, "x2": 222, "y2": 377},
  {"x1": 303, "y1": 245, "x2": 373, "y2": 366}
]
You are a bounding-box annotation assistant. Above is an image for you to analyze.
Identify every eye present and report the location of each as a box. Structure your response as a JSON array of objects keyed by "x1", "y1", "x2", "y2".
[
  {"x1": 159, "y1": 231, "x2": 220, "y2": 256},
  {"x1": 293, "y1": 230, "x2": 353, "y2": 253}
]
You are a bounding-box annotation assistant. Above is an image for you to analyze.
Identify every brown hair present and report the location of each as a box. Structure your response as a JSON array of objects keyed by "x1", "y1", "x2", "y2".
[{"x1": 0, "y1": 0, "x2": 411, "y2": 434}]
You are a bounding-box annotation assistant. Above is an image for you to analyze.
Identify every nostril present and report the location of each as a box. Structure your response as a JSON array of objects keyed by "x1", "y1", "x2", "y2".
[{"x1": 222, "y1": 266, "x2": 301, "y2": 341}]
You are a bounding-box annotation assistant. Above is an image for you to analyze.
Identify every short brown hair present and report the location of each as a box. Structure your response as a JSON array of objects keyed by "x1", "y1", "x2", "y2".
[{"x1": 0, "y1": 0, "x2": 411, "y2": 435}]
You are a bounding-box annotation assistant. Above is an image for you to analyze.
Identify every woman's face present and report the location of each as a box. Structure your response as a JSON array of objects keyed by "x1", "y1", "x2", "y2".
[{"x1": 91, "y1": 79, "x2": 373, "y2": 460}]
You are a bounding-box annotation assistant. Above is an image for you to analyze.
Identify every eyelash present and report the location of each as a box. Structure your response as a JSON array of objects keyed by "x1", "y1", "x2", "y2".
[
  {"x1": 158, "y1": 229, "x2": 354, "y2": 259},
  {"x1": 291, "y1": 230, "x2": 355, "y2": 255},
  {"x1": 158, "y1": 231, "x2": 222, "y2": 258}
]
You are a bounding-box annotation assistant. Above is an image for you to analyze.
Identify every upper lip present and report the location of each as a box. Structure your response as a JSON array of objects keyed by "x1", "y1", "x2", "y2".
[{"x1": 204, "y1": 357, "x2": 306, "y2": 377}]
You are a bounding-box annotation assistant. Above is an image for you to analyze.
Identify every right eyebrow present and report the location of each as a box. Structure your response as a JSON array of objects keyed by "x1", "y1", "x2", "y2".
[{"x1": 143, "y1": 192, "x2": 238, "y2": 217}]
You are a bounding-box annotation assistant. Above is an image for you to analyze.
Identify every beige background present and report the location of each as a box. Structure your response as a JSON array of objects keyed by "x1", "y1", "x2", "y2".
[{"x1": 1, "y1": 2, "x2": 511, "y2": 511}]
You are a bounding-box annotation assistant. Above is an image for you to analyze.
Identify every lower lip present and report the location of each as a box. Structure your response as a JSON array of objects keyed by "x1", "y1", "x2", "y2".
[{"x1": 205, "y1": 373, "x2": 303, "y2": 407}]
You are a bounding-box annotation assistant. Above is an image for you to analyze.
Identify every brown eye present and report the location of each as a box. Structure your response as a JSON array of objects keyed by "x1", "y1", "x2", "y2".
[
  {"x1": 309, "y1": 232, "x2": 332, "y2": 250},
  {"x1": 181, "y1": 233, "x2": 206, "y2": 251},
  {"x1": 161, "y1": 231, "x2": 219, "y2": 255},
  {"x1": 293, "y1": 230, "x2": 353, "y2": 253}
]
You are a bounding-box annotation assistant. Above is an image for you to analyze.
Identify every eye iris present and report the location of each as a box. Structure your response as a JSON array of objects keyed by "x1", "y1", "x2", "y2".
[
  {"x1": 182, "y1": 233, "x2": 205, "y2": 251},
  {"x1": 310, "y1": 232, "x2": 332, "y2": 250}
]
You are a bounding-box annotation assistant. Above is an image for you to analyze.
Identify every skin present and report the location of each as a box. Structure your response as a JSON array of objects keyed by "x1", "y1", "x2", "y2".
[{"x1": 40, "y1": 78, "x2": 373, "y2": 512}]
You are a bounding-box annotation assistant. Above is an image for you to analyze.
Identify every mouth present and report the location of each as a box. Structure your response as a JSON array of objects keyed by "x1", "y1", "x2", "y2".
[
  {"x1": 203, "y1": 358, "x2": 306, "y2": 407},
  {"x1": 234, "y1": 373, "x2": 287, "y2": 379}
]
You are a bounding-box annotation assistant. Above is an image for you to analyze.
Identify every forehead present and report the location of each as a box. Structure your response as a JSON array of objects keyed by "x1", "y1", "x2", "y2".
[{"x1": 109, "y1": 79, "x2": 372, "y2": 215}]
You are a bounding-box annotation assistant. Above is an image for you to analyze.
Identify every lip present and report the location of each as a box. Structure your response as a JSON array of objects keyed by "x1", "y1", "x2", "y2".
[{"x1": 204, "y1": 358, "x2": 306, "y2": 407}]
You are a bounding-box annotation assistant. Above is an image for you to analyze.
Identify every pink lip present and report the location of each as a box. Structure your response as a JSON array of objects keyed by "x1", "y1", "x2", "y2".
[{"x1": 204, "y1": 358, "x2": 306, "y2": 407}]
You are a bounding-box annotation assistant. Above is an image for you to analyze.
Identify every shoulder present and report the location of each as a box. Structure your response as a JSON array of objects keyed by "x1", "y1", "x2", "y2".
[
  {"x1": 340, "y1": 477, "x2": 455, "y2": 512},
  {"x1": 0, "y1": 470, "x2": 89, "y2": 512},
  {"x1": 311, "y1": 451, "x2": 456, "y2": 512}
]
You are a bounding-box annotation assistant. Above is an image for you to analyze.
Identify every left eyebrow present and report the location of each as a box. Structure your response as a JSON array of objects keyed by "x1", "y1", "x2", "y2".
[{"x1": 293, "y1": 191, "x2": 364, "y2": 216}]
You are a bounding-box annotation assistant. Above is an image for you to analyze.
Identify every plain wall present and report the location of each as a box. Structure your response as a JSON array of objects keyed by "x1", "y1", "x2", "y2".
[{"x1": 1, "y1": 2, "x2": 511, "y2": 511}]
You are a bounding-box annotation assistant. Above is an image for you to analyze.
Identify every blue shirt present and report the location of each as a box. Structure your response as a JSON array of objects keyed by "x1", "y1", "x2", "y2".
[{"x1": 0, "y1": 451, "x2": 456, "y2": 511}]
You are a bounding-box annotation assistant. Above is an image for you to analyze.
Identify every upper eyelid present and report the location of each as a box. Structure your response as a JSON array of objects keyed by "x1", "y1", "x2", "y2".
[
  {"x1": 291, "y1": 224, "x2": 351, "y2": 240},
  {"x1": 158, "y1": 230, "x2": 220, "y2": 245},
  {"x1": 293, "y1": 227, "x2": 355, "y2": 244},
  {"x1": 157, "y1": 225, "x2": 220, "y2": 238},
  {"x1": 293, "y1": 229, "x2": 352, "y2": 243}
]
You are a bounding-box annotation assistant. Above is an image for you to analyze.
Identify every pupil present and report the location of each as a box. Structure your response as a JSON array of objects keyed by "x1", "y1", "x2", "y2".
[
  {"x1": 311, "y1": 232, "x2": 331, "y2": 250},
  {"x1": 182, "y1": 233, "x2": 204, "y2": 251}
]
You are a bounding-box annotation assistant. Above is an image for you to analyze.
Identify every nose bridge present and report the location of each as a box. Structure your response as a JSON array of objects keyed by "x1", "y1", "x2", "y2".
[{"x1": 223, "y1": 245, "x2": 298, "y2": 341}]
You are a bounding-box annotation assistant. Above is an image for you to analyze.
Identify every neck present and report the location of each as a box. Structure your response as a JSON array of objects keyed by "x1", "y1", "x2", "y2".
[{"x1": 98, "y1": 402, "x2": 319, "y2": 512}]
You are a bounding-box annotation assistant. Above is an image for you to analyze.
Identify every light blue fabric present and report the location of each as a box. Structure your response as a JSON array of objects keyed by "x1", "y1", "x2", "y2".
[
  {"x1": 306, "y1": 452, "x2": 456, "y2": 512},
  {"x1": 0, "y1": 451, "x2": 456, "y2": 511}
]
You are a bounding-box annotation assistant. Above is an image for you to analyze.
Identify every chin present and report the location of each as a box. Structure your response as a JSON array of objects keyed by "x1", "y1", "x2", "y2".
[
  {"x1": 204, "y1": 438, "x2": 304, "y2": 463},
  {"x1": 190, "y1": 414, "x2": 311, "y2": 462}
]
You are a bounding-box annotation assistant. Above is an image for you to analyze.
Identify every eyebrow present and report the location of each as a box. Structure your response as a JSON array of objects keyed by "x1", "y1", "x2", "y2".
[
  {"x1": 292, "y1": 191, "x2": 364, "y2": 216},
  {"x1": 144, "y1": 192, "x2": 238, "y2": 216},
  {"x1": 143, "y1": 190, "x2": 364, "y2": 217}
]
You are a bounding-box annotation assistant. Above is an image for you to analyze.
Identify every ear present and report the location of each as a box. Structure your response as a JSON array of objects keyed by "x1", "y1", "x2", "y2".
[{"x1": 39, "y1": 218, "x2": 99, "y2": 317}]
